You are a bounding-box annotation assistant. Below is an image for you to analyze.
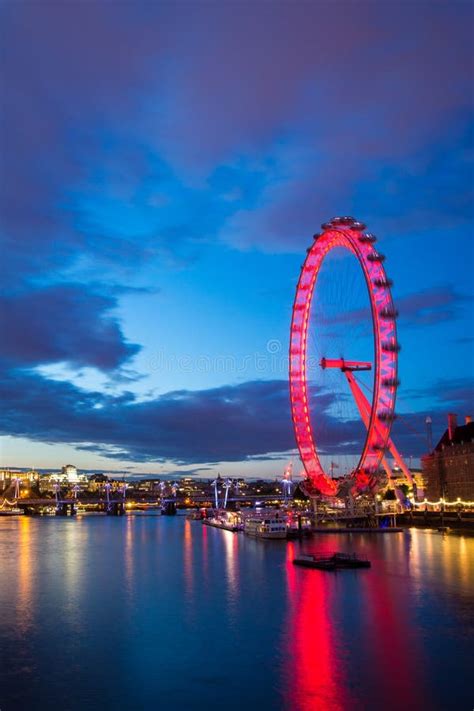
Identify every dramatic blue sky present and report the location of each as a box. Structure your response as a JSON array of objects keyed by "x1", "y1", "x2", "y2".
[{"x1": 1, "y1": 1, "x2": 473, "y2": 478}]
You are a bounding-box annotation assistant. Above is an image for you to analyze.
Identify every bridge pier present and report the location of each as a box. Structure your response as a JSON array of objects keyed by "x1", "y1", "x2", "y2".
[
  {"x1": 56, "y1": 502, "x2": 76, "y2": 516},
  {"x1": 106, "y1": 501, "x2": 125, "y2": 516},
  {"x1": 161, "y1": 501, "x2": 177, "y2": 516}
]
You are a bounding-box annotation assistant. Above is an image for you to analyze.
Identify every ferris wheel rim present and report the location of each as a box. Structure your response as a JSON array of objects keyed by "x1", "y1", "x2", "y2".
[{"x1": 289, "y1": 218, "x2": 399, "y2": 496}]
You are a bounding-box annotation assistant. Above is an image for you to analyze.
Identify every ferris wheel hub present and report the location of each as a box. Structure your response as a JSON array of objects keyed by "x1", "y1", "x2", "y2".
[{"x1": 320, "y1": 358, "x2": 372, "y2": 372}]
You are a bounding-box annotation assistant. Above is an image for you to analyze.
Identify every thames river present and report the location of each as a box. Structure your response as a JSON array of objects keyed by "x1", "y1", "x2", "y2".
[{"x1": 0, "y1": 515, "x2": 472, "y2": 710}]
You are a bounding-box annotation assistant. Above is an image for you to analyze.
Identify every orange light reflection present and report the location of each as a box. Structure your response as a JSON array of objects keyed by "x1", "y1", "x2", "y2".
[{"x1": 16, "y1": 517, "x2": 33, "y2": 635}]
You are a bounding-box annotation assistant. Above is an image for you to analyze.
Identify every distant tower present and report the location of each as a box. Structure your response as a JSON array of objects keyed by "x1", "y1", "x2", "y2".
[
  {"x1": 447, "y1": 413, "x2": 457, "y2": 441},
  {"x1": 425, "y1": 416, "x2": 433, "y2": 452}
]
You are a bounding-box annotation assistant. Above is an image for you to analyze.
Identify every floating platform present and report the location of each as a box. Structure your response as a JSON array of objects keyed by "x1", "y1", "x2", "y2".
[{"x1": 293, "y1": 552, "x2": 371, "y2": 570}]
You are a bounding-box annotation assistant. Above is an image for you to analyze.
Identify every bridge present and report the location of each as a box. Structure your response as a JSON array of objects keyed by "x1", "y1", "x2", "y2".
[
  {"x1": 10, "y1": 497, "x2": 127, "y2": 516},
  {"x1": 1, "y1": 488, "x2": 293, "y2": 517},
  {"x1": 0, "y1": 478, "x2": 130, "y2": 515}
]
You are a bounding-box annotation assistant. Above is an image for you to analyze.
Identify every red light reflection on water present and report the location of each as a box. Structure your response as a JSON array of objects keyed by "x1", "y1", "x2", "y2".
[
  {"x1": 284, "y1": 542, "x2": 352, "y2": 711},
  {"x1": 284, "y1": 537, "x2": 430, "y2": 711}
]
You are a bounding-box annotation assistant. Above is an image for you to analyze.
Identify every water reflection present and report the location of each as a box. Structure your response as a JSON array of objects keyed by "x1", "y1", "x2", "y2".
[
  {"x1": 223, "y1": 531, "x2": 239, "y2": 624},
  {"x1": 409, "y1": 528, "x2": 473, "y2": 595},
  {"x1": 223, "y1": 531, "x2": 238, "y2": 589},
  {"x1": 284, "y1": 542, "x2": 353, "y2": 711},
  {"x1": 360, "y1": 552, "x2": 428, "y2": 707},
  {"x1": 201, "y1": 520, "x2": 209, "y2": 590},
  {"x1": 124, "y1": 513, "x2": 135, "y2": 600},
  {"x1": 183, "y1": 519, "x2": 194, "y2": 608},
  {"x1": 283, "y1": 534, "x2": 437, "y2": 710},
  {"x1": 16, "y1": 516, "x2": 34, "y2": 635},
  {"x1": 458, "y1": 535, "x2": 471, "y2": 590},
  {"x1": 61, "y1": 520, "x2": 88, "y2": 630},
  {"x1": 1, "y1": 520, "x2": 473, "y2": 711}
]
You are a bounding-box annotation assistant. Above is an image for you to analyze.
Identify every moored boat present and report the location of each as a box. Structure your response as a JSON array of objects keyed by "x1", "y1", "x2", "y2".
[
  {"x1": 202, "y1": 510, "x2": 242, "y2": 532},
  {"x1": 187, "y1": 509, "x2": 207, "y2": 520},
  {"x1": 0, "y1": 507, "x2": 24, "y2": 516},
  {"x1": 243, "y1": 513, "x2": 287, "y2": 539}
]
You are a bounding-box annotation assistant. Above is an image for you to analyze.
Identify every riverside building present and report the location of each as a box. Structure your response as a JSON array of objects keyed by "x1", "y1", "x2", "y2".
[{"x1": 422, "y1": 414, "x2": 474, "y2": 502}]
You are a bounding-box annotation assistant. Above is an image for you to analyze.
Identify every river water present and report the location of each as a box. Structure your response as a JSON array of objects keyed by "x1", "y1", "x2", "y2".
[{"x1": 0, "y1": 514, "x2": 472, "y2": 710}]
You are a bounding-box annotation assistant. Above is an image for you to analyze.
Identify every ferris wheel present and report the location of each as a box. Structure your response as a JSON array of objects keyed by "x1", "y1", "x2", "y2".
[{"x1": 289, "y1": 216, "x2": 409, "y2": 497}]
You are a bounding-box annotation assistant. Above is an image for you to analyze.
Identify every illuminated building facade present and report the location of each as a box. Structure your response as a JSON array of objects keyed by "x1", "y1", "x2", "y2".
[
  {"x1": 61, "y1": 464, "x2": 79, "y2": 483},
  {"x1": 422, "y1": 415, "x2": 474, "y2": 502},
  {"x1": 0, "y1": 469, "x2": 38, "y2": 493}
]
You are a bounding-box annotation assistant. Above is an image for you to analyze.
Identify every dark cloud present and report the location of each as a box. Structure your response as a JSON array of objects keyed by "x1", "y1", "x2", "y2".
[
  {"x1": 397, "y1": 287, "x2": 472, "y2": 326},
  {"x1": 433, "y1": 378, "x2": 474, "y2": 411},
  {"x1": 0, "y1": 365, "x2": 367, "y2": 464},
  {"x1": 396, "y1": 377, "x2": 474, "y2": 448},
  {"x1": 1, "y1": 1, "x2": 472, "y2": 280},
  {"x1": 0, "y1": 370, "x2": 294, "y2": 463},
  {"x1": 0, "y1": 285, "x2": 140, "y2": 371},
  {"x1": 3, "y1": 361, "x2": 469, "y2": 464},
  {"x1": 320, "y1": 286, "x2": 470, "y2": 329}
]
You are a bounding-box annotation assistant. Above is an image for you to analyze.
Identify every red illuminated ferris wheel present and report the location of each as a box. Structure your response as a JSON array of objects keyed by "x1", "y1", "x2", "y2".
[{"x1": 289, "y1": 216, "x2": 410, "y2": 497}]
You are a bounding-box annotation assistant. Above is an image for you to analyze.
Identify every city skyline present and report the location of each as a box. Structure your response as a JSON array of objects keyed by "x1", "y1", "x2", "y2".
[{"x1": 1, "y1": 2, "x2": 473, "y2": 477}]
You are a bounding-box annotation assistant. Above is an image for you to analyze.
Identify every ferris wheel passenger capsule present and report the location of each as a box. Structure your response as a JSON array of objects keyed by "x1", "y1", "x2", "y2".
[
  {"x1": 373, "y1": 277, "x2": 393, "y2": 288},
  {"x1": 377, "y1": 411, "x2": 398, "y2": 422},
  {"x1": 379, "y1": 306, "x2": 399, "y2": 320},
  {"x1": 350, "y1": 221, "x2": 366, "y2": 231},
  {"x1": 359, "y1": 232, "x2": 377, "y2": 243},
  {"x1": 382, "y1": 341, "x2": 401, "y2": 353},
  {"x1": 367, "y1": 252, "x2": 386, "y2": 263},
  {"x1": 382, "y1": 377, "x2": 401, "y2": 388},
  {"x1": 330, "y1": 216, "x2": 356, "y2": 226}
]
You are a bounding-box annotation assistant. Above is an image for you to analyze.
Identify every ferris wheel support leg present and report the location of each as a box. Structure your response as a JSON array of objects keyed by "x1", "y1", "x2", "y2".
[
  {"x1": 344, "y1": 372, "x2": 413, "y2": 486},
  {"x1": 380, "y1": 456, "x2": 393, "y2": 481},
  {"x1": 385, "y1": 441, "x2": 414, "y2": 486}
]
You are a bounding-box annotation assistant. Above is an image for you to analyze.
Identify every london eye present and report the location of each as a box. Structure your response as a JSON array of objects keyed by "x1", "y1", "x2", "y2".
[{"x1": 289, "y1": 216, "x2": 403, "y2": 497}]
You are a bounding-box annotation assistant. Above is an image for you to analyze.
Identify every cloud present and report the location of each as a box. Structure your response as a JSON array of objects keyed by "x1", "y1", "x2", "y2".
[
  {"x1": 397, "y1": 287, "x2": 472, "y2": 326},
  {"x1": 316, "y1": 286, "x2": 470, "y2": 330},
  {"x1": 4, "y1": 360, "x2": 468, "y2": 465},
  {"x1": 0, "y1": 370, "x2": 292, "y2": 463},
  {"x1": 392, "y1": 377, "x2": 474, "y2": 453},
  {"x1": 2, "y1": 1, "x2": 472, "y2": 284},
  {"x1": 221, "y1": 117, "x2": 474, "y2": 253},
  {"x1": 433, "y1": 378, "x2": 474, "y2": 411},
  {"x1": 0, "y1": 366, "x2": 367, "y2": 464},
  {"x1": 0, "y1": 285, "x2": 140, "y2": 371}
]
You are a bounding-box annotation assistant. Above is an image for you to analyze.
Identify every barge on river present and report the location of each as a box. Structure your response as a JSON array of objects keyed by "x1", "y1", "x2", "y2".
[{"x1": 293, "y1": 552, "x2": 371, "y2": 570}]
